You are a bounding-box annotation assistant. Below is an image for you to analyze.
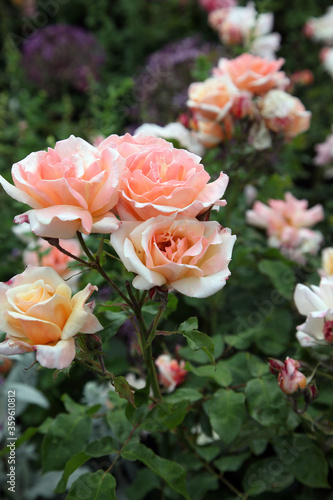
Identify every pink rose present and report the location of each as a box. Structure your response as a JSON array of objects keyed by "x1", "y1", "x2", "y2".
[
  {"x1": 209, "y1": 3, "x2": 257, "y2": 45},
  {"x1": 0, "y1": 266, "x2": 102, "y2": 369},
  {"x1": 155, "y1": 354, "x2": 187, "y2": 392},
  {"x1": 23, "y1": 238, "x2": 81, "y2": 284},
  {"x1": 100, "y1": 134, "x2": 229, "y2": 221},
  {"x1": 259, "y1": 90, "x2": 311, "y2": 139},
  {"x1": 314, "y1": 129, "x2": 333, "y2": 166},
  {"x1": 194, "y1": 120, "x2": 227, "y2": 148},
  {"x1": 246, "y1": 192, "x2": 324, "y2": 262},
  {"x1": 214, "y1": 54, "x2": 289, "y2": 95},
  {"x1": 0, "y1": 135, "x2": 121, "y2": 239},
  {"x1": 110, "y1": 216, "x2": 236, "y2": 298}
]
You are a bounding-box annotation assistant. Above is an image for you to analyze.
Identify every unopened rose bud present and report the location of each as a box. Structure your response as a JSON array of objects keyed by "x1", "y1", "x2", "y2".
[
  {"x1": 304, "y1": 384, "x2": 318, "y2": 403},
  {"x1": 155, "y1": 354, "x2": 187, "y2": 393},
  {"x1": 277, "y1": 357, "x2": 307, "y2": 395}
]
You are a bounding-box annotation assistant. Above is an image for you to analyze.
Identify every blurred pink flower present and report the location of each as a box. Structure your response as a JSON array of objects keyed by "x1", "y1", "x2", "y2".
[
  {"x1": 314, "y1": 128, "x2": 333, "y2": 167},
  {"x1": 155, "y1": 354, "x2": 187, "y2": 392},
  {"x1": 304, "y1": 7, "x2": 333, "y2": 45},
  {"x1": 246, "y1": 192, "x2": 324, "y2": 262},
  {"x1": 269, "y1": 357, "x2": 307, "y2": 395}
]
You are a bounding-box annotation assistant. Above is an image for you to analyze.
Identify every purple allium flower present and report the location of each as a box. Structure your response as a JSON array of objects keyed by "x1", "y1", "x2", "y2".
[
  {"x1": 132, "y1": 36, "x2": 222, "y2": 125},
  {"x1": 22, "y1": 24, "x2": 106, "y2": 93}
]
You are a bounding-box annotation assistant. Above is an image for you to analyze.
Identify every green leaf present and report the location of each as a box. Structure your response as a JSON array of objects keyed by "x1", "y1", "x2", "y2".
[
  {"x1": 103, "y1": 309, "x2": 128, "y2": 339},
  {"x1": 186, "y1": 361, "x2": 232, "y2": 387},
  {"x1": 254, "y1": 309, "x2": 293, "y2": 356},
  {"x1": 149, "y1": 401, "x2": 188, "y2": 429},
  {"x1": 178, "y1": 334, "x2": 224, "y2": 365},
  {"x1": 62, "y1": 394, "x2": 85, "y2": 414},
  {"x1": 122, "y1": 442, "x2": 190, "y2": 499},
  {"x1": 243, "y1": 457, "x2": 294, "y2": 496},
  {"x1": 274, "y1": 435, "x2": 330, "y2": 489},
  {"x1": 66, "y1": 470, "x2": 116, "y2": 500},
  {"x1": 85, "y1": 437, "x2": 118, "y2": 457},
  {"x1": 113, "y1": 375, "x2": 136, "y2": 407},
  {"x1": 179, "y1": 317, "x2": 198, "y2": 332},
  {"x1": 165, "y1": 388, "x2": 202, "y2": 404},
  {"x1": 214, "y1": 453, "x2": 250, "y2": 472},
  {"x1": 258, "y1": 259, "x2": 295, "y2": 300},
  {"x1": 245, "y1": 375, "x2": 289, "y2": 427},
  {"x1": 42, "y1": 414, "x2": 92, "y2": 472},
  {"x1": 55, "y1": 451, "x2": 90, "y2": 493},
  {"x1": 204, "y1": 389, "x2": 246, "y2": 444},
  {"x1": 0, "y1": 427, "x2": 38, "y2": 458}
]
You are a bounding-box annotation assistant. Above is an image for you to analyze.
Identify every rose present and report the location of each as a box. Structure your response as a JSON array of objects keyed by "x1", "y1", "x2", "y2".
[
  {"x1": 0, "y1": 266, "x2": 102, "y2": 369},
  {"x1": 187, "y1": 77, "x2": 238, "y2": 122},
  {"x1": 258, "y1": 90, "x2": 311, "y2": 139},
  {"x1": 304, "y1": 7, "x2": 333, "y2": 44},
  {"x1": 294, "y1": 277, "x2": 333, "y2": 347},
  {"x1": 155, "y1": 354, "x2": 187, "y2": 392},
  {"x1": 214, "y1": 54, "x2": 289, "y2": 95},
  {"x1": 194, "y1": 120, "x2": 227, "y2": 148},
  {"x1": 199, "y1": 0, "x2": 237, "y2": 14},
  {"x1": 110, "y1": 216, "x2": 236, "y2": 298},
  {"x1": 321, "y1": 248, "x2": 333, "y2": 278},
  {"x1": 0, "y1": 135, "x2": 122, "y2": 239},
  {"x1": 246, "y1": 192, "x2": 324, "y2": 262},
  {"x1": 100, "y1": 134, "x2": 229, "y2": 221},
  {"x1": 209, "y1": 3, "x2": 257, "y2": 45},
  {"x1": 270, "y1": 358, "x2": 307, "y2": 394},
  {"x1": 320, "y1": 47, "x2": 333, "y2": 79}
]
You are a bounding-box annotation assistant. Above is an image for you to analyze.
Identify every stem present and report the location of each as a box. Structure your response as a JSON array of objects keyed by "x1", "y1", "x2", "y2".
[
  {"x1": 145, "y1": 300, "x2": 167, "y2": 348},
  {"x1": 76, "y1": 231, "x2": 95, "y2": 261},
  {"x1": 103, "y1": 422, "x2": 140, "y2": 477},
  {"x1": 42, "y1": 237, "x2": 90, "y2": 267}
]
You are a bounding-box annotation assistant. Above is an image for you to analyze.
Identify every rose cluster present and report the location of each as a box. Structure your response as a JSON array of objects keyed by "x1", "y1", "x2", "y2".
[
  {"x1": 207, "y1": 1, "x2": 281, "y2": 60},
  {"x1": 0, "y1": 133, "x2": 236, "y2": 367},
  {"x1": 187, "y1": 53, "x2": 311, "y2": 150},
  {"x1": 305, "y1": 6, "x2": 333, "y2": 80}
]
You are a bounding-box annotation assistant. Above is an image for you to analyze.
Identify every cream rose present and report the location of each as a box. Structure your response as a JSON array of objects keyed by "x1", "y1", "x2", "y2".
[
  {"x1": 259, "y1": 90, "x2": 311, "y2": 139},
  {"x1": 0, "y1": 135, "x2": 122, "y2": 239},
  {"x1": 111, "y1": 216, "x2": 236, "y2": 298},
  {"x1": 0, "y1": 266, "x2": 102, "y2": 369},
  {"x1": 100, "y1": 134, "x2": 229, "y2": 222}
]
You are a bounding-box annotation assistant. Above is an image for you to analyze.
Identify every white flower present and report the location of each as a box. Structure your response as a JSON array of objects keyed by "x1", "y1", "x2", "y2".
[{"x1": 294, "y1": 278, "x2": 333, "y2": 346}]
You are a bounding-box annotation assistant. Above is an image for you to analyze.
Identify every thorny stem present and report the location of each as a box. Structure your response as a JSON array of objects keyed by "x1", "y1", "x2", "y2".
[{"x1": 42, "y1": 237, "x2": 90, "y2": 267}]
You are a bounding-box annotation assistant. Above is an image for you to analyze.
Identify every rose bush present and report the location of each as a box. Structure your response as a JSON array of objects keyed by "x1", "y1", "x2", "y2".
[{"x1": 0, "y1": 266, "x2": 102, "y2": 368}]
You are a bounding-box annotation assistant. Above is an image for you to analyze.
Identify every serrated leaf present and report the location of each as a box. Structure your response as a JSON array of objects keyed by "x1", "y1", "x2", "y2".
[
  {"x1": 122, "y1": 442, "x2": 190, "y2": 499},
  {"x1": 165, "y1": 388, "x2": 202, "y2": 404},
  {"x1": 245, "y1": 376, "x2": 290, "y2": 427},
  {"x1": 243, "y1": 458, "x2": 294, "y2": 496},
  {"x1": 66, "y1": 470, "x2": 116, "y2": 500},
  {"x1": 113, "y1": 376, "x2": 136, "y2": 407},
  {"x1": 204, "y1": 389, "x2": 245, "y2": 444},
  {"x1": 181, "y1": 329, "x2": 215, "y2": 363},
  {"x1": 179, "y1": 317, "x2": 198, "y2": 332}
]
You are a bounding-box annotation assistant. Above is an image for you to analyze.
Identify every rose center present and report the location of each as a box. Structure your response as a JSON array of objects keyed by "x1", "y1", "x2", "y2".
[{"x1": 323, "y1": 320, "x2": 333, "y2": 343}]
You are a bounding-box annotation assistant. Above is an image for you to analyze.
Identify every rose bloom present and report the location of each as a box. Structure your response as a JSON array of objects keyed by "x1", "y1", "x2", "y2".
[
  {"x1": 209, "y1": 3, "x2": 257, "y2": 45},
  {"x1": 270, "y1": 357, "x2": 307, "y2": 395},
  {"x1": 194, "y1": 120, "x2": 227, "y2": 148},
  {"x1": 246, "y1": 192, "x2": 324, "y2": 262},
  {"x1": 0, "y1": 135, "x2": 121, "y2": 239},
  {"x1": 259, "y1": 90, "x2": 311, "y2": 139},
  {"x1": 304, "y1": 7, "x2": 333, "y2": 45},
  {"x1": 214, "y1": 54, "x2": 289, "y2": 95},
  {"x1": 294, "y1": 277, "x2": 333, "y2": 346},
  {"x1": 250, "y1": 32, "x2": 281, "y2": 61},
  {"x1": 23, "y1": 238, "x2": 81, "y2": 284},
  {"x1": 100, "y1": 134, "x2": 229, "y2": 221},
  {"x1": 0, "y1": 266, "x2": 102, "y2": 369},
  {"x1": 187, "y1": 76, "x2": 239, "y2": 123},
  {"x1": 111, "y1": 216, "x2": 236, "y2": 298},
  {"x1": 155, "y1": 354, "x2": 187, "y2": 392},
  {"x1": 320, "y1": 47, "x2": 333, "y2": 79},
  {"x1": 314, "y1": 128, "x2": 333, "y2": 167}
]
